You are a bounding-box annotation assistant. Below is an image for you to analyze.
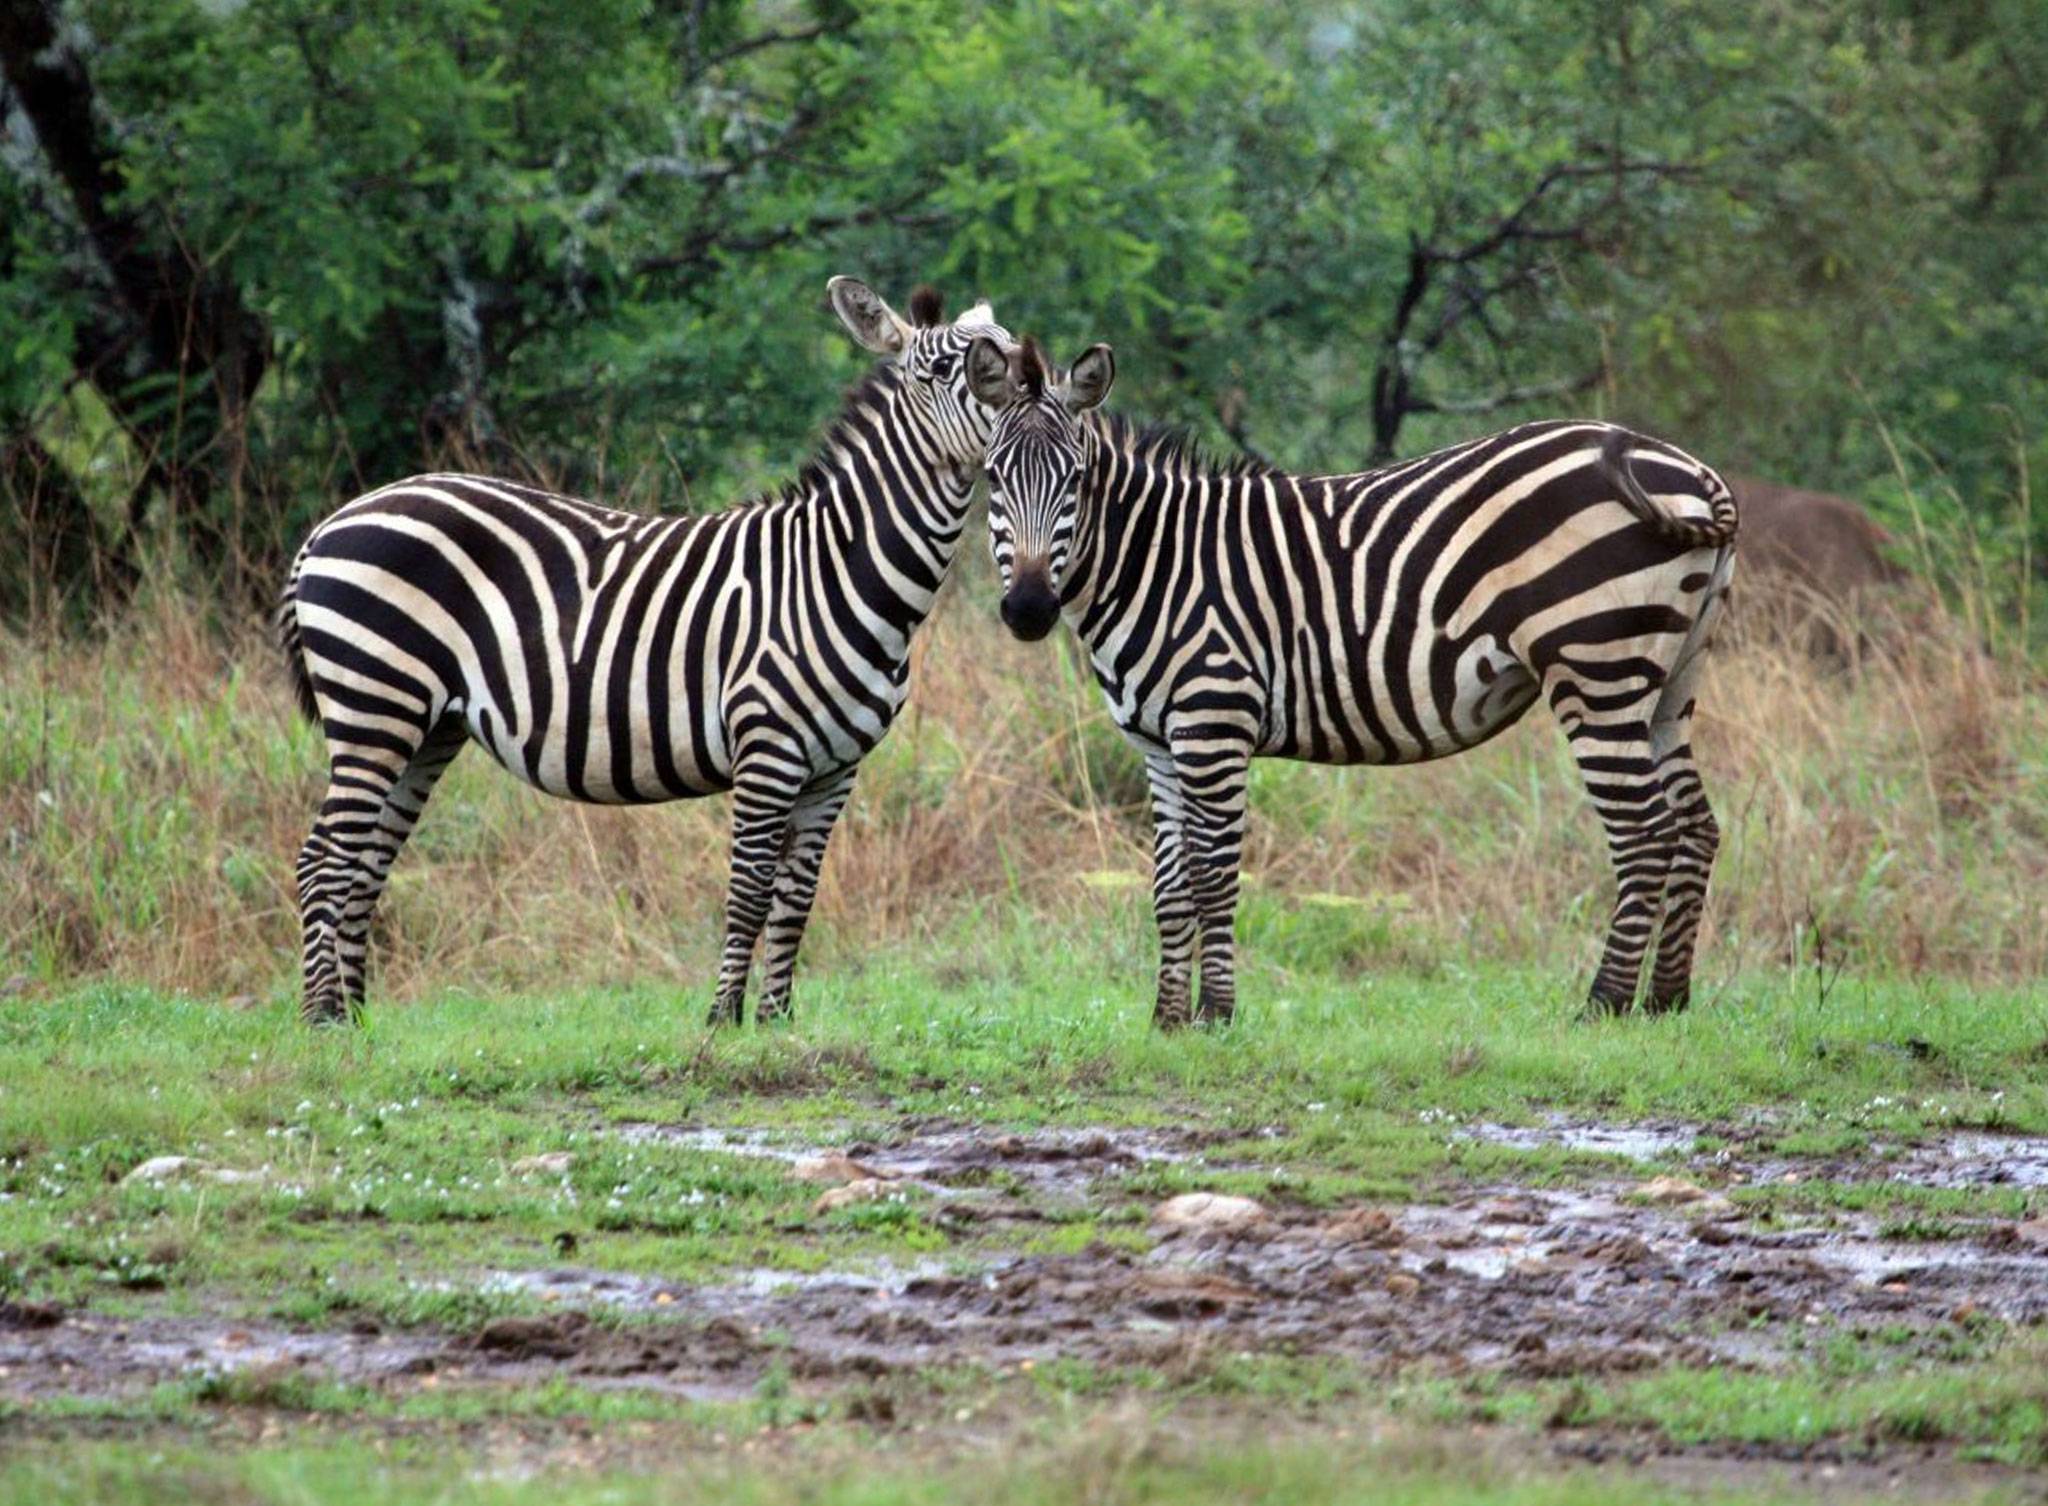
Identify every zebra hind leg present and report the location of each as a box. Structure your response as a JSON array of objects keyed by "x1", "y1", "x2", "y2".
[
  {"x1": 1644, "y1": 718, "x2": 1719, "y2": 1014},
  {"x1": 335, "y1": 719, "x2": 468, "y2": 1016},
  {"x1": 1564, "y1": 713, "x2": 1677, "y2": 1017},
  {"x1": 297, "y1": 752, "x2": 413, "y2": 1026},
  {"x1": 755, "y1": 766, "x2": 859, "y2": 1025}
]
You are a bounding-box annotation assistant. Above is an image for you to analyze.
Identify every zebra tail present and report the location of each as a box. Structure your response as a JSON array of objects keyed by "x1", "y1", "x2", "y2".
[
  {"x1": 1599, "y1": 428, "x2": 1739, "y2": 549},
  {"x1": 276, "y1": 563, "x2": 321, "y2": 724}
]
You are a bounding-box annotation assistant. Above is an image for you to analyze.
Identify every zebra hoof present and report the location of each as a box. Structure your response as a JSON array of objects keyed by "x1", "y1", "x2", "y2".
[
  {"x1": 705, "y1": 1002, "x2": 743, "y2": 1028},
  {"x1": 1644, "y1": 989, "x2": 1692, "y2": 1015},
  {"x1": 1151, "y1": 1005, "x2": 1194, "y2": 1032},
  {"x1": 1578, "y1": 989, "x2": 1637, "y2": 1021}
]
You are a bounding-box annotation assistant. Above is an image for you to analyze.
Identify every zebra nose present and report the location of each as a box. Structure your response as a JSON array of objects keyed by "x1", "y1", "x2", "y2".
[{"x1": 1000, "y1": 568, "x2": 1061, "y2": 642}]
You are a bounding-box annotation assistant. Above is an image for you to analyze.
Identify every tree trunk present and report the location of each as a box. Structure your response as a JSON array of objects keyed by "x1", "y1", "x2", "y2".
[{"x1": 0, "y1": 0, "x2": 269, "y2": 535}]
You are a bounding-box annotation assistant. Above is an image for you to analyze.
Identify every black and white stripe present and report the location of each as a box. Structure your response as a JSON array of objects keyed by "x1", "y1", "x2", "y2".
[
  {"x1": 279, "y1": 279, "x2": 1012, "y2": 1025},
  {"x1": 971, "y1": 339, "x2": 1737, "y2": 1026}
]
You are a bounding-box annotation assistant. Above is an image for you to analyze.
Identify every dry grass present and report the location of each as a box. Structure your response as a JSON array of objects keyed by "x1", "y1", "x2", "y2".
[{"x1": 2, "y1": 569, "x2": 2045, "y2": 1001}]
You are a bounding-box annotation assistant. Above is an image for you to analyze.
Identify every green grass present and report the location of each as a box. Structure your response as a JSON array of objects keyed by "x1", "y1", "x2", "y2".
[
  {"x1": 2, "y1": 948, "x2": 2043, "y2": 1313},
  {"x1": 3, "y1": 950, "x2": 2046, "y2": 1504},
  {"x1": 1, "y1": 1424, "x2": 2027, "y2": 1506},
  {"x1": 1394, "y1": 1327, "x2": 2048, "y2": 1464}
]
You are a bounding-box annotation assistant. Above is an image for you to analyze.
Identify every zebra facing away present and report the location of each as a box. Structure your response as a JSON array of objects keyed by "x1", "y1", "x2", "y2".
[
  {"x1": 967, "y1": 337, "x2": 1737, "y2": 1027},
  {"x1": 278, "y1": 280, "x2": 1013, "y2": 1026}
]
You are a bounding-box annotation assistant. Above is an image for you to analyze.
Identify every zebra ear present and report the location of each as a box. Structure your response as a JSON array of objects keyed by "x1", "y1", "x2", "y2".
[
  {"x1": 828, "y1": 276, "x2": 913, "y2": 356},
  {"x1": 966, "y1": 335, "x2": 1017, "y2": 409},
  {"x1": 1061, "y1": 344, "x2": 1116, "y2": 413}
]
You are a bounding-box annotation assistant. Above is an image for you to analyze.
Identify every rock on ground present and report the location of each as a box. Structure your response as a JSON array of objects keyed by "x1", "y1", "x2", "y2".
[
  {"x1": 1151, "y1": 1192, "x2": 1268, "y2": 1235},
  {"x1": 814, "y1": 1178, "x2": 896, "y2": 1214}
]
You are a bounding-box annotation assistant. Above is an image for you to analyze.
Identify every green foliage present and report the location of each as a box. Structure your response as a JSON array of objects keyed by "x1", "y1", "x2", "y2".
[{"x1": 3, "y1": 0, "x2": 2044, "y2": 612}]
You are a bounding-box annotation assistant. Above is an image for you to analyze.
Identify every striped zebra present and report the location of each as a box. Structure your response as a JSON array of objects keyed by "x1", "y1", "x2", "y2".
[
  {"x1": 966, "y1": 337, "x2": 1737, "y2": 1026},
  {"x1": 277, "y1": 280, "x2": 1013, "y2": 1026}
]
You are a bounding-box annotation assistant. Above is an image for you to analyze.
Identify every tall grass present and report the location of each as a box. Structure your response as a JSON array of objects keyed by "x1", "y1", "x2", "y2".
[{"x1": 2, "y1": 555, "x2": 2044, "y2": 1001}]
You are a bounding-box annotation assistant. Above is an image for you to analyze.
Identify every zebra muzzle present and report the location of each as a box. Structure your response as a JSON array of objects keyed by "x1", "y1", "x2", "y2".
[{"x1": 999, "y1": 570, "x2": 1061, "y2": 642}]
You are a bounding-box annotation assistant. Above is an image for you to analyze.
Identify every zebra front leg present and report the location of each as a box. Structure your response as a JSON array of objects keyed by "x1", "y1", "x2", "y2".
[
  {"x1": 755, "y1": 766, "x2": 858, "y2": 1025},
  {"x1": 1144, "y1": 751, "x2": 1197, "y2": 1029},
  {"x1": 335, "y1": 722, "x2": 466, "y2": 1013},
  {"x1": 707, "y1": 770, "x2": 802, "y2": 1027},
  {"x1": 1183, "y1": 742, "x2": 1252, "y2": 1028}
]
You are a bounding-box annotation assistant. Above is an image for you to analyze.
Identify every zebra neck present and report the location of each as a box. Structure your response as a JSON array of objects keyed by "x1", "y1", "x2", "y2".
[
  {"x1": 1068, "y1": 442, "x2": 1243, "y2": 639},
  {"x1": 803, "y1": 386, "x2": 978, "y2": 639}
]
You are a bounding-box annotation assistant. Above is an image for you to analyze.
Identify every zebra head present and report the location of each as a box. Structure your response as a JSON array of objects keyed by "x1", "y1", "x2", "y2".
[
  {"x1": 967, "y1": 337, "x2": 1116, "y2": 641},
  {"x1": 827, "y1": 276, "x2": 1014, "y2": 469}
]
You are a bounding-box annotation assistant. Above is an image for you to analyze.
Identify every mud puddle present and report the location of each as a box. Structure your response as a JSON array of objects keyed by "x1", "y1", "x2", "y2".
[
  {"x1": 10, "y1": 1117, "x2": 2044, "y2": 1411},
  {"x1": 1455, "y1": 1115, "x2": 2048, "y2": 1190},
  {"x1": 436, "y1": 1185, "x2": 2048, "y2": 1388},
  {"x1": 15, "y1": 1174, "x2": 2043, "y2": 1407},
  {"x1": 0, "y1": 1305, "x2": 441, "y2": 1401},
  {"x1": 481, "y1": 1256, "x2": 958, "y2": 1313},
  {"x1": 617, "y1": 1119, "x2": 1219, "y2": 1203}
]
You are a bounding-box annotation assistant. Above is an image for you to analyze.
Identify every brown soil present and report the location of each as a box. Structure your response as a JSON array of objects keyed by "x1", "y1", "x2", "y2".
[{"x1": 7, "y1": 1123, "x2": 2044, "y2": 1417}]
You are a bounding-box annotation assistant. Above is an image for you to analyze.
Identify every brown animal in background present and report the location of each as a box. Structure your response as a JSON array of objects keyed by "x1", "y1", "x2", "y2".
[{"x1": 1726, "y1": 475, "x2": 1910, "y2": 657}]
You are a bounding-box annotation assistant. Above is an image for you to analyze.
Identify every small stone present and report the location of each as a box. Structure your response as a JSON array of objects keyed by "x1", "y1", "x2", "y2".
[
  {"x1": 1951, "y1": 1301, "x2": 1981, "y2": 1324},
  {"x1": 205, "y1": 1168, "x2": 266, "y2": 1185},
  {"x1": 1384, "y1": 1272, "x2": 1422, "y2": 1299},
  {"x1": 511, "y1": 1152, "x2": 575, "y2": 1176},
  {"x1": 1321, "y1": 1206, "x2": 1402, "y2": 1247},
  {"x1": 1150, "y1": 1192, "x2": 1268, "y2": 1235},
  {"x1": 814, "y1": 1178, "x2": 894, "y2": 1214},
  {"x1": 1634, "y1": 1175, "x2": 1713, "y2": 1205},
  {"x1": 792, "y1": 1154, "x2": 888, "y2": 1187},
  {"x1": 124, "y1": 1156, "x2": 201, "y2": 1184},
  {"x1": 2010, "y1": 1218, "x2": 2048, "y2": 1250},
  {"x1": 0, "y1": 975, "x2": 30, "y2": 998}
]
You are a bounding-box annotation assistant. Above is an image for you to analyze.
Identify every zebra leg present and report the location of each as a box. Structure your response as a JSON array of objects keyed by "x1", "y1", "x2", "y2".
[
  {"x1": 1186, "y1": 747, "x2": 1252, "y2": 1028},
  {"x1": 707, "y1": 766, "x2": 804, "y2": 1027},
  {"x1": 335, "y1": 720, "x2": 467, "y2": 1013},
  {"x1": 296, "y1": 751, "x2": 412, "y2": 1026},
  {"x1": 755, "y1": 766, "x2": 859, "y2": 1025},
  {"x1": 1144, "y1": 750, "x2": 1198, "y2": 1029},
  {"x1": 1645, "y1": 729, "x2": 1719, "y2": 1013},
  {"x1": 1567, "y1": 717, "x2": 1676, "y2": 1016},
  {"x1": 1159, "y1": 715, "x2": 1255, "y2": 1029}
]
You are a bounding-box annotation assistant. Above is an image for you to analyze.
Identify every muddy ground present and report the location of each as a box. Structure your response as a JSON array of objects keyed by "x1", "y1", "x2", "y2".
[{"x1": 6, "y1": 1117, "x2": 2046, "y2": 1412}]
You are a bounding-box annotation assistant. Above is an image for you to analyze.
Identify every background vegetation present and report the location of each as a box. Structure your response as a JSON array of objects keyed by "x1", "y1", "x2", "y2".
[
  {"x1": 3, "y1": 0, "x2": 2047, "y2": 1003},
  {"x1": 3, "y1": 0, "x2": 2045, "y2": 618}
]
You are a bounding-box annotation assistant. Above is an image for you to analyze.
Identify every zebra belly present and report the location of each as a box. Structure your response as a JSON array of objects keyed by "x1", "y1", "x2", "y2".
[{"x1": 1284, "y1": 631, "x2": 1538, "y2": 766}]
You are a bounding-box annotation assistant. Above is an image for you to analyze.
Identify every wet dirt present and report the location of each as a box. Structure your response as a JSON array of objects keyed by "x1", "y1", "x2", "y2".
[
  {"x1": 7, "y1": 1121, "x2": 2045, "y2": 1419},
  {"x1": 1455, "y1": 1113, "x2": 2048, "y2": 1191},
  {"x1": 616, "y1": 1117, "x2": 1222, "y2": 1204}
]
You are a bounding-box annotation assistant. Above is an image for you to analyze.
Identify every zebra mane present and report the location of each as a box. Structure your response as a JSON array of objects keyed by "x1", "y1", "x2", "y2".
[
  {"x1": 1097, "y1": 411, "x2": 1278, "y2": 482},
  {"x1": 760, "y1": 365, "x2": 912, "y2": 510}
]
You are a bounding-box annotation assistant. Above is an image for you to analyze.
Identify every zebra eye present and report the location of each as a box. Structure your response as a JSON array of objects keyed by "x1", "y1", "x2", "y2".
[{"x1": 926, "y1": 353, "x2": 957, "y2": 381}]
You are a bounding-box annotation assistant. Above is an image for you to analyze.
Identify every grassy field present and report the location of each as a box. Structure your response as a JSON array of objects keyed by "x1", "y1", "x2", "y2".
[
  {"x1": 2, "y1": 959, "x2": 2046, "y2": 1502},
  {"x1": 4, "y1": 577, "x2": 2048, "y2": 1501}
]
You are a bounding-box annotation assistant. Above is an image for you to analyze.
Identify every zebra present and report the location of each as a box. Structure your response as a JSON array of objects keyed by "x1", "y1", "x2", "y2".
[
  {"x1": 966, "y1": 336, "x2": 1738, "y2": 1027},
  {"x1": 277, "y1": 279, "x2": 1014, "y2": 1026}
]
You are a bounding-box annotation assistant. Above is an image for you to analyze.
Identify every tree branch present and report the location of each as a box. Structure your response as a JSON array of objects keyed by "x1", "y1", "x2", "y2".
[
  {"x1": 1402, "y1": 363, "x2": 1606, "y2": 418},
  {"x1": 696, "y1": 19, "x2": 852, "y2": 75}
]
